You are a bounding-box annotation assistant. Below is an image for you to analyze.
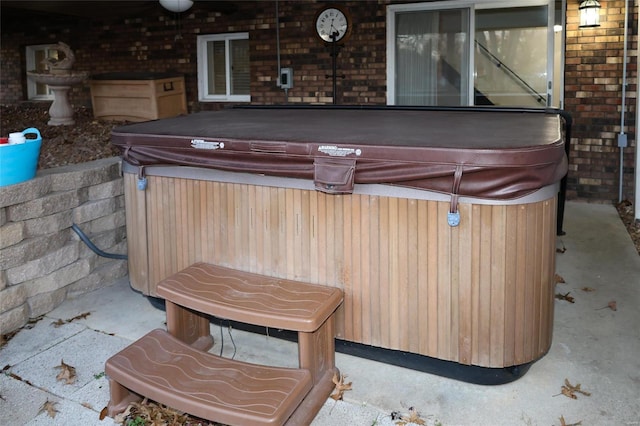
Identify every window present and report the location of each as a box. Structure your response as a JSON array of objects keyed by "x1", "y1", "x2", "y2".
[
  {"x1": 26, "y1": 44, "x2": 57, "y2": 100},
  {"x1": 197, "y1": 32, "x2": 250, "y2": 102},
  {"x1": 387, "y1": 1, "x2": 555, "y2": 108}
]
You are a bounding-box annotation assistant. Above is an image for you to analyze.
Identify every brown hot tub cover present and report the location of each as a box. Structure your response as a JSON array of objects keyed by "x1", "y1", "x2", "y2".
[{"x1": 111, "y1": 106, "x2": 568, "y2": 200}]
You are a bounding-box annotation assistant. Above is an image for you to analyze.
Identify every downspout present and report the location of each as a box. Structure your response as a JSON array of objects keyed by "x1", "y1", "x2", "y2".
[
  {"x1": 275, "y1": 0, "x2": 281, "y2": 81},
  {"x1": 618, "y1": 0, "x2": 629, "y2": 203},
  {"x1": 636, "y1": 0, "x2": 640, "y2": 221}
]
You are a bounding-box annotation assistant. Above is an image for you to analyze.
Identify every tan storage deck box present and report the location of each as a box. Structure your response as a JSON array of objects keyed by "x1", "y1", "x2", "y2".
[{"x1": 90, "y1": 72, "x2": 187, "y2": 122}]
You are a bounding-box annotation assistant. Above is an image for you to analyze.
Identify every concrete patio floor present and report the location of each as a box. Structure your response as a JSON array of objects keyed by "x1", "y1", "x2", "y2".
[{"x1": 1, "y1": 201, "x2": 639, "y2": 426}]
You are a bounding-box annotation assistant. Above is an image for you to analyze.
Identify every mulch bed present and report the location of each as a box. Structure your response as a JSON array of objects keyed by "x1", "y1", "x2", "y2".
[{"x1": 0, "y1": 103, "x2": 122, "y2": 170}]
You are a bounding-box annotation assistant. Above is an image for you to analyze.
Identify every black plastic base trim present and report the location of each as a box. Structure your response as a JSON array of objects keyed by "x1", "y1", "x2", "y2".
[{"x1": 334, "y1": 340, "x2": 533, "y2": 385}]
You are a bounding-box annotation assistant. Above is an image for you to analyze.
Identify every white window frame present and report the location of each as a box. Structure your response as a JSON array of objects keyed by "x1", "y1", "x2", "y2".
[
  {"x1": 197, "y1": 32, "x2": 250, "y2": 102},
  {"x1": 25, "y1": 44, "x2": 55, "y2": 100},
  {"x1": 386, "y1": 0, "x2": 555, "y2": 106}
]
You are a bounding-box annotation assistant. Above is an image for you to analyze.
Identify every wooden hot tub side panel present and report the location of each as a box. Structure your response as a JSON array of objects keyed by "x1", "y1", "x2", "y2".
[{"x1": 124, "y1": 173, "x2": 556, "y2": 368}]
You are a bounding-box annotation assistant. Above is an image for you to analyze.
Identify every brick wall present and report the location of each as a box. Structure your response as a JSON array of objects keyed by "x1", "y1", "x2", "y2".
[
  {"x1": 564, "y1": 0, "x2": 637, "y2": 201},
  {"x1": 0, "y1": 1, "x2": 388, "y2": 110},
  {"x1": 249, "y1": 1, "x2": 387, "y2": 105},
  {"x1": 0, "y1": 0, "x2": 636, "y2": 202},
  {"x1": 0, "y1": 158, "x2": 128, "y2": 335}
]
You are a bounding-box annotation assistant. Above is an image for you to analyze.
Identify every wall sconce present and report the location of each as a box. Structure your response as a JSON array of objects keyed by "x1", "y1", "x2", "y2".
[
  {"x1": 159, "y1": 0, "x2": 194, "y2": 13},
  {"x1": 579, "y1": 0, "x2": 601, "y2": 28}
]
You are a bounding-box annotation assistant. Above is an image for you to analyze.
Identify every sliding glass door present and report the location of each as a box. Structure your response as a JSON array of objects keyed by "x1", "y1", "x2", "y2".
[
  {"x1": 475, "y1": 6, "x2": 549, "y2": 106},
  {"x1": 387, "y1": 0, "x2": 555, "y2": 108},
  {"x1": 395, "y1": 8, "x2": 470, "y2": 106}
]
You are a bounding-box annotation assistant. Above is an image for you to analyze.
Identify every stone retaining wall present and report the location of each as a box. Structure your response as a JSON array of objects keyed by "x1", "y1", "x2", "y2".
[{"x1": 0, "y1": 157, "x2": 128, "y2": 335}]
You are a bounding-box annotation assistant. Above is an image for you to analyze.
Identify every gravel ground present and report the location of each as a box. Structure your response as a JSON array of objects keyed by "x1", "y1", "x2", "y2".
[{"x1": 1, "y1": 103, "x2": 638, "y2": 255}]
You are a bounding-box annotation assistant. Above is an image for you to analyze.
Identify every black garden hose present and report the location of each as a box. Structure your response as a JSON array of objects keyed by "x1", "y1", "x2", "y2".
[{"x1": 71, "y1": 223, "x2": 128, "y2": 260}]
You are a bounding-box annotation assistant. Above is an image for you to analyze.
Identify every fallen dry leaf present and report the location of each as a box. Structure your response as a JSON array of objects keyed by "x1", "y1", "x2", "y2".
[
  {"x1": 69, "y1": 312, "x2": 91, "y2": 322},
  {"x1": 393, "y1": 406, "x2": 426, "y2": 426},
  {"x1": 99, "y1": 406, "x2": 109, "y2": 420},
  {"x1": 114, "y1": 398, "x2": 191, "y2": 425},
  {"x1": 51, "y1": 312, "x2": 91, "y2": 328},
  {"x1": 555, "y1": 292, "x2": 575, "y2": 303},
  {"x1": 554, "y1": 274, "x2": 566, "y2": 284},
  {"x1": 39, "y1": 400, "x2": 59, "y2": 418},
  {"x1": 54, "y1": 359, "x2": 77, "y2": 384},
  {"x1": 50, "y1": 319, "x2": 66, "y2": 328},
  {"x1": 559, "y1": 415, "x2": 582, "y2": 426},
  {"x1": 580, "y1": 287, "x2": 595, "y2": 292},
  {"x1": 596, "y1": 300, "x2": 617, "y2": 311},
  {"x1": 557, "y1": 378, "x2": 591, "y2": 399},
  {"x1": 329, "y1": 371, "x2": 352, "y2": 401}
]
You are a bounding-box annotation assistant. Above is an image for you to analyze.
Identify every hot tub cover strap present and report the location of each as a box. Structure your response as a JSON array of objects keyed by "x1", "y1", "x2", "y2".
[{"x1": 447, "y1": 165, "x2": 464, "y2": 226}]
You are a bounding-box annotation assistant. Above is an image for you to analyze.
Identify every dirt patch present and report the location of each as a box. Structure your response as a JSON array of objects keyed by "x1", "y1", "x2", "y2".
[
  {"x1": 1, "y1": 103, "x2": 638, "y2": 255},
  {"x1": 616, "y1": 200, "x2": 640, "y2": 256}
]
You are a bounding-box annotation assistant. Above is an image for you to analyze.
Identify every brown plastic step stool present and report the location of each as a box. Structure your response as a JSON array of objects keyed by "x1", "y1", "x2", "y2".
[
  {"x1": 106, "y1": 262, "x2": 343, "y2": 425},
  {"x1": 106, "y1": 329, "x2": 313, "y2": 426}
]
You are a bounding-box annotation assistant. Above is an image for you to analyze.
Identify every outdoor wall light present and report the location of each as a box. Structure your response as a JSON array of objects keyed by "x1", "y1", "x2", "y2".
[
  {"x1": 159, "y1": 0, "x2": 194, "y2": 13},
  {"x1": 579, "y1": 0, "x2": 601, "y2": 28}
]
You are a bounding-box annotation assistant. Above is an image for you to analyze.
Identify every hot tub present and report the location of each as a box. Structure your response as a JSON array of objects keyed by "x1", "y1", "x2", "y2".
[{"x1": 112, "y1": 106, "x2": 568, "y2": 382}]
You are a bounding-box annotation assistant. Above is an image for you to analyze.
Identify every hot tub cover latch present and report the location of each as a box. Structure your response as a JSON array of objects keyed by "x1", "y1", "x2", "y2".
[
  {"x1": 137, "y1": 166, "x2": 147, "y2": 191},
  {"x1": 448, "y1": 165, "x2": 463, "y2": 227}
]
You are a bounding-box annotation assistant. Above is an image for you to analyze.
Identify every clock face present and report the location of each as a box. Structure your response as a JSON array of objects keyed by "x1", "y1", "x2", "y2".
[{"x1": 315, "y1": 7, "x2": 350, "y2": 43}]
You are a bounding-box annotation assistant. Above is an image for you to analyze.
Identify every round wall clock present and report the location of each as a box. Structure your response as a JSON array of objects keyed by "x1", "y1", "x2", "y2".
[{"x1": 314, "y1": 4, "x2": 352, "y2": 44}]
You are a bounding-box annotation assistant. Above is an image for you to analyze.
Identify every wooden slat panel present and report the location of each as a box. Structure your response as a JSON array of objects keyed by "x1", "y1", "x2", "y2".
[
  {"x1": 358, "y1": 195, "x2": 371, "y2": 344},
  {"x1": 436, "y1": 201, "x2": 451, "y2": 360},
  {"x1": 502, "y1": 205, "x2": 519, "y2": 367},
  {"x1": 123, "y1": 174, "x2": 149, "y2": 294},
  {"x1": 377, "y1": 196, "x2": 390, "y2": 347},
  {"x1": 128, "y1": 176, "x2": 557, "y2": 368},
  {"x1": 514, "y1": 204, "x2": 527, "y2": 365},
  {"x1": 477, "y1": 204, "x2": 492, "y2": 366},
  {"x1": 350, "y1": 195, "x2": 362, "y2": 343},
  {"x1": 177, "y1": 178, "x2": 187, "y2": 270},
  {"x1": 426, "y1": 201, "x2": 439, "y2": 356},
  {"x1": 457, "y1": 203, "x2": 473, "y2": 365},
  {"x1": 470, "y1": 204, "x2": 481, "y2": 364},
  {"x1": 341, "y1": 194, "x2": 353, "y2": 340},
  {"x1": 368, "y1": 196, "x2": 381, "y2": 346},
  {"x1": 416, "y1": 201, "x2": 429, "y2": 355},
  {"x1": 449, "y1": 205, "x2": 460, "y2": 362},
  {"x1": 407, "y1": 199, "x2": 420, "y2": 354},
  {"x1": 200, "y1": 180, "x2": 211, "y2": 264},
  {"x1": 538, "y1": 198, "x2": 556, "y2": 356},
  {"x1": 489, "y1": 206, "x2": 506, "y2": 367},
  {"x1": 388, "y1": 196, "x2": 400, "y2": 350}
]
